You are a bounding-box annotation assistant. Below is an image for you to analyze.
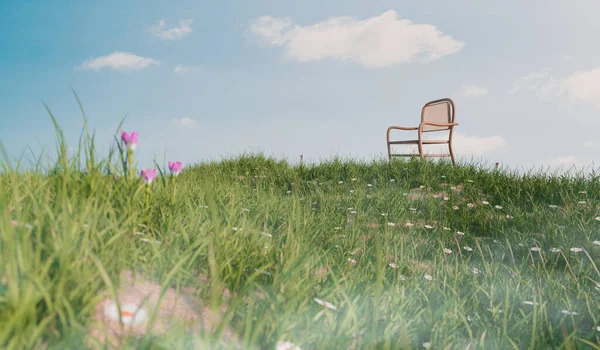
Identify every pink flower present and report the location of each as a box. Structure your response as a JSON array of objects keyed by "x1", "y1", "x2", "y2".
[
  {"x1": 140, "y1": 168, "x2": 156, "y2": 184},
  {"x1": 168, "y1": 161, "x2": 183, "y2": 176},
  {"x1": 121, "y1": 131, "x2": 139, "y2": 151}
]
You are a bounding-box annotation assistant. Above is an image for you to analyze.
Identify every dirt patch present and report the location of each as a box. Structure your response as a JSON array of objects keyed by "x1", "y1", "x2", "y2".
[{"x1": 87, "y1": 270, "x2": 237, "y2": 349}]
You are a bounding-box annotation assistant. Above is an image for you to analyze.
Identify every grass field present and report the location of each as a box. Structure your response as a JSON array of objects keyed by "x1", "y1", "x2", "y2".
[{"x1": 1, "y1": 118, "x2": 600, "y2": 349}]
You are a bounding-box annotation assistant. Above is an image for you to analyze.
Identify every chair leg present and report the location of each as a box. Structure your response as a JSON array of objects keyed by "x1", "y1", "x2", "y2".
[
  {"x1": 449, "y1": 143, "x2": 455, "y2": 165},
  {"x1": 387, "y1": 142, "x2": 391, "y2": 161}
]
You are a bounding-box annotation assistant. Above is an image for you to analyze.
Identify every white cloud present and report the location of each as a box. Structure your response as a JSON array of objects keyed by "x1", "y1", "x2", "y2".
[
  {"x1": 173, "y1": 65, "x2": 202, "y2": 75},
  {"x1": 402, "y1": 133, "x2": 504, "y2": 157},
  {"x1": 250, "y1": 10, "x2": 464, "y2": 68},
  {"x1": 172, "y1": 117, "x2": 196, "y2": 126},
  {"x1": 150, "y1": 19, "x2": 193, "y2": 40},
  {"x1": 78, "y1": 52, "x2": 159, "y2": 71},
  {"x1": 460, "y1": 85, "x2": 488, "y2": 98},
  {"x1": 510, "y1": 67, "x2": 600, "y2": 106},
  {"x1": 452, "y1": 134, "x2": 505, "y2": 156}
]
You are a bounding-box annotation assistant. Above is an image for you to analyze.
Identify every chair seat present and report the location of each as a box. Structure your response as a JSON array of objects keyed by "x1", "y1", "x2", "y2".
[
  {"x1": 388, "y1": 139, "x2": 450, "y2": 145},
  {"x1": 390, "y1": 153, "x2": 450, "y2": 158}
]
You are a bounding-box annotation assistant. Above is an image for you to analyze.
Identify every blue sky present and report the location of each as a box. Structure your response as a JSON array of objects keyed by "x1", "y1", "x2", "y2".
[{"x1": 1, "y1": 0, "x2": 600, "y2": 173}]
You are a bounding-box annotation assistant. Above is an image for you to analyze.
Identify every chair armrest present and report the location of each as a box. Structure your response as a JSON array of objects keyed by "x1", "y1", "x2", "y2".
[
  {"x1": 387, "y1": 126, "x2": 419, "y2": 143},
  {"x1": 420, "y1": 122, "x2": 458, "y2": 128}
]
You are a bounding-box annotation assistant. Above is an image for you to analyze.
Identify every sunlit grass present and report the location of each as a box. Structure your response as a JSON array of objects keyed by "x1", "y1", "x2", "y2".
[{"x1": 1, "y1": 107, "x2": 600, "y2": 349}]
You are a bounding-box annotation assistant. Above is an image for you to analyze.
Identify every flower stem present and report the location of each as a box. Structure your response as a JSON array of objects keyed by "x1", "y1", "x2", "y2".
[{"x1": 127, "y1": 149, "x2": 133, "y2": 182}]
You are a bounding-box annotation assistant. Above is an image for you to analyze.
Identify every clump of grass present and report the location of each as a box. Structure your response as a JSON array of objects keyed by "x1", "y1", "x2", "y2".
[{"x1": 0, "y1": 102, "x2": 599, "y2": 349}]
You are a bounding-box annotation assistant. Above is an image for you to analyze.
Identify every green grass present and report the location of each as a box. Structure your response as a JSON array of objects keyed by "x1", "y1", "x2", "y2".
[{"x1": 1, "y1": 114, "x2": 600, "y2": 349}]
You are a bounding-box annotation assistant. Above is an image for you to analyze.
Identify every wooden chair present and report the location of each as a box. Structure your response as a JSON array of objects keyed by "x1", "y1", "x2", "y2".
[{"x1": 386, "y1": 98, "x2": 458, "y2": 165}]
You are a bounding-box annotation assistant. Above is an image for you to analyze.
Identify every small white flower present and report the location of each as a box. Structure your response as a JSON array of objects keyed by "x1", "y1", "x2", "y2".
[
  {"x1": 441, "y1": 175, "x2": 446, "y2": 178},
  {"x1": 530, "y1": 247, "x2": 542, "y2": 252},
  {"x1": 424, "y1": 274, "x2": 433, "y2": 281},
  {"x1": 139, "y1": 238, "x2": 161, "y2": 244},
  {"x1": 549, "y1": 205, "x2": 559, "y2": 208},
  {"x1": 494, "y1": 205, "x2": 503, "y2": 209},
  {"x1": 232, "y1": 227, "x2": 241, "y2": 231},
  {"x1": 367, "y1": 184, "x2": 373, "y2": 187},
  {"x1": 347, "y1": 258, "x2": 357, "y2": 265},
  {"x1": 286, "y1": 191, "x2": 292, "y2": 194},
  {"x1": 349, "y1": 210, "x2": 357, "y2": 214},
  {"x1": 570, "y1": 247, "x2": 583, "y2": 253},
  {"x1": 443, "y1": 197, "x2": 449, "y2": 201},
  {"x1": 104, "y1": 302, "x2": 147, "y2": 325},
  {"x1": 334, "y1": 227, "x2": 342, "y2": 230},
  {"x1": 463, "y1": 246, "x2": 473, "y2": 252},
  {"x1": 351, "y1": 178, "x2": 358, "y2": 181},
  {"x1": 549, "y1": 248, "x2": 561, "y2": 253},
  {"x1": 242, "y1": 208, "x2": 250, "y2": 212},
  {"x1": 423, "y1": 342, "x2": 431, "y2": 349},
  {"x1": 444, "y1": 248, "x2": 452, "y2": 254},
  {"x1": 473, "y1": 268, "x2": 479, "y2": 275},
  {"x1": 467, "y1": 180, "x2": 474, "y2": 183},
  {"x1": 579, "y1": 191, "x2": 587, "y2": 194},
  {"x1": 453, "y1": 206, "x2": 459, "y2": 210},
  {"x1": 399, "y1": 275, "x2": 407, "y2": 281},
  {"x1": 390, "y1": 179, "x2": 396, "y2": 182},
  {"x1": 276, "y1": 341, "x2": 302, "y2": 350},
  {"x1": 457, "y1": 231, "x2": 465, "y2": 236},
  {"x1": 424, "y1": 225, "x2": 433, "y2": 229},
  {"x1": 349, "y1": 190, "x2": 354, "y2": 193},
  {"x1": 561, "y1": 310, "x2": 579, "y2": 316},
  {"x1": 420, "y1": 185, "x2": 426, "y2": 189},
  {"x1": 402, "y1": 192, "x2": 408, "y2": 196},
  {"x1": 338, "y1": 181, "x2": 344, "y2": 184},
  {"x1": 443, "y1": 227, "x2": 451, "y2": 231},
  {"x1": 593, "y1": 241, "x2": 600, "y2": 245},
  {"x1": 405, "y1": 222, "x2": 414, "y2": 227},
  {"x1": 596, "y1": 326, "x2": 600, "y2": 332},
  {"x1": 595, "y1": 217, "x2": 600, "y2": 221},
  {"x1": 578, "y1": 201, "x2": 586, "y2": 204},
  {"x1": 467, "y1": 203, "x2": 475, "y2": 208},
  {"x1": 262, "y1": 232, "x2": 272, "y2": 238},
  {"x1": 524, "y1": 301, "x2": 539, "y2": 306},
  {"x1": 432, "y1": 194, "x2": 440, "y2": 199},
  {"x1": 482, "y1": 200, "x2": 489, "y2": 205},
  {"x1": 381, "y1": 213, "x2": 387, "y2": 216},
  {"x1": 313, "y1": 298, "x2": 337, "y2": 310},
  {"x1": 387, "y1": 222, "x2": 396, "y2": 227},
  {"x1": 409, "y1": 208, "x2": 417, "y2": 212},
  {"x1": 450, "y1": 186, "x2": 457, "y2": 190},
  {"x1": 389, "y1": 263, "x2": 398, "y2": 269},
  {"x1": 506, "y1": 215, "x2": 513, "y2": 219}
]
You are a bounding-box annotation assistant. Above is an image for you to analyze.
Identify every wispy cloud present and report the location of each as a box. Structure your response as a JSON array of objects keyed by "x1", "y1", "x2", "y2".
[
  {"x1": 510, "y1": 67, "x2": 600, "y2": 107},
  {"x1": 459, "y1": 85, "x2": 488, "y2": 98},
  {"x1": 172, "y1": 117, "x2": 196, "y2": 126},
  {"x1": 150, "y1": 19, "x2": 193, "y2": 40},
  {"x1": 78, "y1": 52, "x2": 160, "y2": 71},
  {"x1": 173, "y1": 65, "x2": 202, "y2": 75},
  {"x1": 250, "y1": 10, "x2": 464, "y2": 68}
]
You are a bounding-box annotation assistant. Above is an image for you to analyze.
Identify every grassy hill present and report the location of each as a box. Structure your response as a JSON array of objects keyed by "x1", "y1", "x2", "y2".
[{"x1": 1, "y1": 126, "x2": 600, "y2": 349}]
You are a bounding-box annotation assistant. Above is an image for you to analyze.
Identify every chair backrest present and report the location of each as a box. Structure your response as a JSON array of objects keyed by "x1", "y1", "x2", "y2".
[{"x1": 421, "y1": 98, "x2": 455, "y2": 132}]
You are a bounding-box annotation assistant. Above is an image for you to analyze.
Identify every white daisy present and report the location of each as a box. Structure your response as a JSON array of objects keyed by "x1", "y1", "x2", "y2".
[
  {"x1": 444, "y1": 248, "x2": 452, "y2": 254},
  {"x1": 338, "y1": 181, "x2": 344, "y2": 184},
  {"x1": 424, "y1": 225, "x2": 434, "y2": 229},
  {"x1": 424, "y1": 274, "x2": 433, "y2": 281},
  {"x1": 595, "y1": 217, "x2": 600, "y2": 221},
  {"x1": 347, "y1": 258, "x2": 357, "y2": 266},
  {"x1": 104, "y1": 302, "x2": 147, "y2": 325},
  {"x1": 276, "y1": 341, "x2": 301, "y2": 350},
  {"x1": 593, "y1": 241, "x2": 600, "y2": 245},
  {"x1": 457, "y1": 231, "x2": 465, "y2": 236},
  {"x1": 423, "y1": 342, "x2": 431, "y2": 349},
  {"x1": 381, "y1": 213, "x2": 387, "y2": 216},
  {"x1": 578, "y1": 201, "x2": 586, "y2": 204},
  {"x1": 561, "y1": 310, "x2": 579, "y2": 316},
  {"x1": 494, "y1": 205, "x2": 503, "y2": 209},
  {"x1": 506, "y1": 215, "x2": 514, "y2": 219},
  {"x1": 387, "y1": 222, "x2": 397, "y2": 227},
  {"x1": 262, "y1": 232, "x2": 273, "y2": 238},
  {"x1": 549, "y1": 205, "x2": 559, "y2": 208},
  {"x1": 463, "y1": 246, "x2": 473, "y2": 252},
  {"x1": 467, "y1": 180, "x2": 474, "y2": 183},
  {"x1": 313, "y1": 298, "x2": 337, "y2": 310},
  {"x1": 390, "y1": 179, "x2": 396, "y2": 182},
  {"x1": 389, "y1": 263, "x2": 398, "y2": 268},
  {"x1": 450, "y1": 186, "x2": 457, "y2": 190},
  {"x1": 467, "y1": 203, "x2": 475, "y2": 208},
  {"x1": 349, "y1": 210, "x2": 357, "y2": 214},
  {"x1": 367, "y1": 184, "x2": 373, "y2": 187},
  {"x1": 351, "y1": 178, "x2": 358, "y2": 181},
  {"x1": 399, "y1": 275, "x2": 407, "y2": 281},
  {"x1": 482, "y1": 201, "x2": 489, "y2": 205},
  {"x1": 473, "y1": 268, "x2": 479, "y2": 275},
  {"x1": 419, "y1": 185, "x2": 426, "y2": 189},
  {"x1": 409, "y1": 208, "x2": 417, "y2": 212},
  {"x1": 530, "y1": 247, "x2": 542, "y2": 252},
  {"x1": 453, "y1": 206, "x2": 459, "y2": 210},
  {"x1": 443, "y1": 197, "x2": 449, "y2": 201},
  {"x1": 405, "y1": 222, "x2": 414, "y2": 227},
  {"x1": 570, "y1": 247, "x2": 583, "y2": 253},
  {"x1": 334, "y1": 227, "x2": 342, "y2": 230},
  {"x1": 549, "y1": 248, "x2": 561, "y2": 253},
  {"x1": 349, "y1": 190, "x2": 354, "y2": 193},
  {"x1": 443, "y1": 227, "x2": 451, "y2": 231}
]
